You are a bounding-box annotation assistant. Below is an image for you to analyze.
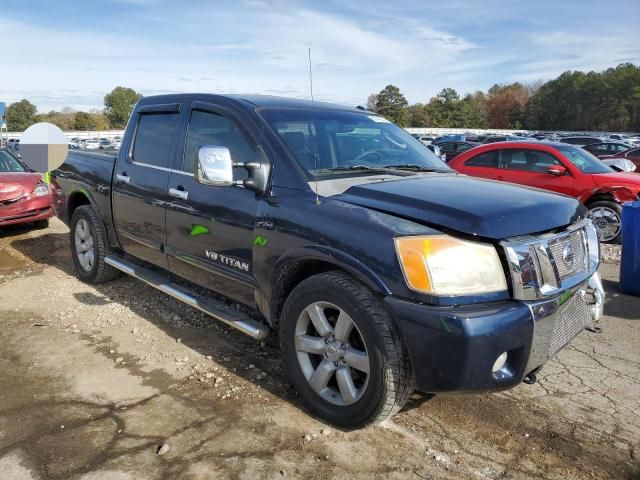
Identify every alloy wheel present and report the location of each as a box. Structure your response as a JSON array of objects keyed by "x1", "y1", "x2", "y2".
[
  {"x1": 589, "y1": 207, "x2": 621, "y2": 242},
  {"x1": 294, "y1": 301, "x2": 370, "y2": 406},
  {"x1": 74, "y1": 218, "x2": 95, "y2": 272}
]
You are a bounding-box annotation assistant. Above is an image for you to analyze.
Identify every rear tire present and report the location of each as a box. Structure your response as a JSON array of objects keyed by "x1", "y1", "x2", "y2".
[
  {"x1": 70, "y1": 205, "x2": 120, "y2": 283},
  {"x1": 279, "y1": 271, "x2": 414, "y2": 428},
  {"x1": 588, "y1": 201, "x2": 622, "y2": 244}
]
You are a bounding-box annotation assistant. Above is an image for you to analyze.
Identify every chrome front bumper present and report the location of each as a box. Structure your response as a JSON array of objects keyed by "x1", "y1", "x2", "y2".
[{"x1": 524, "y1": 272, "x2": 605, "y2": 373}]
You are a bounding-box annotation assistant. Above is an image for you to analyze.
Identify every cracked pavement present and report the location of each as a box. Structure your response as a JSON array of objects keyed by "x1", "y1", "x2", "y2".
[{"x1": 0, "y1": 218, "x2": 638, "y2": 479}]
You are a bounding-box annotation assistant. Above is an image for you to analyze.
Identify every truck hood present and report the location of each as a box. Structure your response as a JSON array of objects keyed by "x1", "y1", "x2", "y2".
[{"x1": 334, "y1": 174, "x2": 585, "y2": 240}]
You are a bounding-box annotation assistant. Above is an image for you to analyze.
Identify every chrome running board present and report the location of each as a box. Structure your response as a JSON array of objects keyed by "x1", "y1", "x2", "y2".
[{"x1": 104, "y1": 256, "x2": 269, "y2": 339}]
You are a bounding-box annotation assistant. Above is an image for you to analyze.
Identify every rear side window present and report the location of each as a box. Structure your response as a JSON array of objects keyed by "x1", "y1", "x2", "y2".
[
  {"x1": 500, "y1": 149, "x2": 560, "y2": 172},
  {"x1": 132, "y1": 112, "x2": 179, "y2": 168},
  {"x1": 466, "y1": 151, "x2": 499, "y2": 167},
  {"x1": 457, "y1": 143, "x2": 473, "y2": 153}
]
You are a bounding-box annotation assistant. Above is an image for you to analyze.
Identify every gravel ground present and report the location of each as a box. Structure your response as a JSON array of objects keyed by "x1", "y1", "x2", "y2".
[{"x1": 0, "y1": 218, "x2": 638, "y2": 480}]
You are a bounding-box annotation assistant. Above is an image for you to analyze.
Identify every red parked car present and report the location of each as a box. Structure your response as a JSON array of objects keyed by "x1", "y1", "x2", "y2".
[
  {"x1": 0, "y1": 149, "x2": 53, "y2": 228},
  {"x1": 449, "y1": 142, "x2": 640, "y2": 243}
]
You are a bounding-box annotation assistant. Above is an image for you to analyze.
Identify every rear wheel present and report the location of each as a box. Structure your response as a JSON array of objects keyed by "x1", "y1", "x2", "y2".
[
  {"x1": 280, "y1": 271, "x2": 414, "y2": 428},
  {"x1": 588, "y1": 201, "x2": 622, "y2": 244},
  {"x1": 70, "y1": 205, "x2": 120, "y2": 283}
]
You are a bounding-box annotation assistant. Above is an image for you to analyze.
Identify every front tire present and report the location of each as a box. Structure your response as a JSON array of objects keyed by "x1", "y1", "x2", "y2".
[
  {"x1": 70, "y1": 205, "x2": 120, "y2": 283},
  {"x1": 588, "y1": 201, "x2": 622, "y2": 244},
  {"x1": 280, "y1": 271, "x2": 414, "y2": 428}
]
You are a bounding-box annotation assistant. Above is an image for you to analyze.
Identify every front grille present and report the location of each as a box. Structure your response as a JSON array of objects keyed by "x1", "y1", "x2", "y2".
[
  {"x1": 549, "y1": 292, "x2": 590, "y2": 357},
  {"x1": 548, "y1": 230, "x2": 586, "y2": 279},
  {"x1": 501, "y1": 219, "x2": 599, "y2": 301}
]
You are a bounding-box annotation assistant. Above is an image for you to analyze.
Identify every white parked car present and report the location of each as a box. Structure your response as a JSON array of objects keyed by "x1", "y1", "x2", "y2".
[{"x1": 84, "y1": 139, "x2": 100, "y2": 150}]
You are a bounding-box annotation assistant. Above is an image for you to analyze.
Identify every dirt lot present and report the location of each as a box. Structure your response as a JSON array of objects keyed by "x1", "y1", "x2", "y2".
[{"x1": 1, "y1": 218, "x2": 639, "y2": 480}]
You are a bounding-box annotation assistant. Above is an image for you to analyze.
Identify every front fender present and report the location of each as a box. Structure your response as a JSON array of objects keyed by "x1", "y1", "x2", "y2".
[{"x1": 580, "y1": 186, "x2": 639, "y2": 204}]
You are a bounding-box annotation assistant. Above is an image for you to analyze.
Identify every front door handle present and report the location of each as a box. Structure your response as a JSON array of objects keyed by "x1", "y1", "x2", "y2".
[
  {"x1": 169, "y1": 187, "x2": 189, "y2": 200},
  {"x1": 116, "y1": 173, "x2": 131, "y2": 184}
]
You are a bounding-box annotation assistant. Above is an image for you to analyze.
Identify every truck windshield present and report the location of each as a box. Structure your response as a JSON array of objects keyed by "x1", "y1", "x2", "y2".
[
  {"x1": 260, "y1": 108, "x2": 450, "y2": 177},
  {"x1": 555, "y1": 144, "x2": 613, "y2": 174},
  {"x1": 0, "y1": 150, "x2": 27, "y2": 172}
]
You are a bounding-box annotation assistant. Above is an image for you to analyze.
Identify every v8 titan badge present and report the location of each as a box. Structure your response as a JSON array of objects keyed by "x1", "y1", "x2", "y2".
[{"x1": 20, "y1": 122, "x2": 69, "y2": 173}]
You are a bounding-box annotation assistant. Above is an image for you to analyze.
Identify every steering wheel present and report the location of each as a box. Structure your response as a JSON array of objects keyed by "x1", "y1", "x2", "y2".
[{"x1": 349, "y1": 150, "x2": 384, "y2": 165}]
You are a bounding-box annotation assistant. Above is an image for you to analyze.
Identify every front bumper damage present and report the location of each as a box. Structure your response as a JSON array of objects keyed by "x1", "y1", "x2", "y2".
[{"x1": 385, "y1": 272, "x2": 605, "y2": 394}]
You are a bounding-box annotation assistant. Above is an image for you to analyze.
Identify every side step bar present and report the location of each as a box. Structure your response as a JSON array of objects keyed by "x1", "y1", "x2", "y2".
[{"x1": 104, "y1": 256, "x2": 269, "y2": 340}]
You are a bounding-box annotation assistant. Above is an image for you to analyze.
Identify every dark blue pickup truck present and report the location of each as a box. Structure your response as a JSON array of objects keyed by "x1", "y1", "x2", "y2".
[{"x1": 52, "y1": 94, "x2": 605, "y2": 427}]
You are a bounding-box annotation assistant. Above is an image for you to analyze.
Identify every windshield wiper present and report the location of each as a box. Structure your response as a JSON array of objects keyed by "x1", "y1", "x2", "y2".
[
  {"x1": 319, "y1": 165, "x2": 388, "y2": 172},
  {"x1": 381, "y1": 164, "x2": 451, "y2": 173}
]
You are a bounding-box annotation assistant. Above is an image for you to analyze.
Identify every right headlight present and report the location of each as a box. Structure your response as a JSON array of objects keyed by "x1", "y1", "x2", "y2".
[{"x1": 394, "y1": 235, "x2": 508, "y2": 296}]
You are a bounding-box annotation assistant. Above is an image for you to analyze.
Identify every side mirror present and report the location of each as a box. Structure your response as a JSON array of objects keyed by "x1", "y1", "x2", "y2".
[
  {"x1": 195, "y1": 145, "x2": 234, "y2": 186},
  {"x1": 547, "y1": 165, "x2": 567, "y2": 176}
]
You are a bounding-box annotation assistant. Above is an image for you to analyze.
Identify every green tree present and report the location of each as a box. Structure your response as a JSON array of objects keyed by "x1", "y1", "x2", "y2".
[
  {"x1": 104, "y1": 86, "x2": 143, "y2": 128},
  {"x1": 74, "y1": 111, "x2": 96, "y2": 131},
  {"x1": 425, "y1": 88, "x2": 464, "y2": 127},
  {"x1": 375, "y1": 85, "x2": 409, "y2": 126},
  {"x1": 406, "y1": 103, "x2": 431, "y2": 127},
  {"x1": 6, "y1": 99, "x2": 38, "y2": 131},
  {"x1": 460, "y1": 92, "x2": 488, "y2": 128}
]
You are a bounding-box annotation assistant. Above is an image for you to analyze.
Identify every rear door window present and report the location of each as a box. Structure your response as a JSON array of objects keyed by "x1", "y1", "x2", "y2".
[
  {"x1": 500, "y1": 149, "x2": 560, "y2": 172},
  {"x1": 132, "y1": 113, "x2": 180, "y2": 168}
]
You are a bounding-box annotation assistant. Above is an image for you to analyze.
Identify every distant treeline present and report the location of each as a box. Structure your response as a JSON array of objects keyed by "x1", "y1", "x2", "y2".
[
  {"x1": 5, "y1": 87, "x2": 143, "y2": 132},
  {"x1": 369, "y1": 63, "x2": 640, "y2": 132},
  {"x1": 6, "y1": 65, "x2": 640, "y2": 133}
]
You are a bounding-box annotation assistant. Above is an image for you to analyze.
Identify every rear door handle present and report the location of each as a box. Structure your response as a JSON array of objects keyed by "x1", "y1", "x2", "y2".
[
  {"x1": 169, "y1": 187, "x2": 189, "y2": 200},
  {"x1": 116, "y1": 173, "x2": 130, "y2": 184}
]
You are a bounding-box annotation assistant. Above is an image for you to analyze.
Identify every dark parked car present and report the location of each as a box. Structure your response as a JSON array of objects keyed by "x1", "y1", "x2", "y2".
[
  {"x1": 582, "y1": 141, "x2": 633, "y2": 158},
  {"x1": 437, "y1": 141, "x2": 480, "y2": 161},
  {"x1": 483, "y1": 135, "x2": 529, "y2": 143},
  {"x1": 559, "y1": 136, "x2": 603, "y2": 146},
  {"x1": 599, "y1": 146, "x2": 640, "y2": 170},
  {"x1": 52, "y1": 94, "x2": 604, "y2": 427}
]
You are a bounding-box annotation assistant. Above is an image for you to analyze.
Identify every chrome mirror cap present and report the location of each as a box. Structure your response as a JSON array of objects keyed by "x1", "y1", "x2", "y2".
[{"x1": 196, "y1": 145, "x2": 234, "y2": 186}]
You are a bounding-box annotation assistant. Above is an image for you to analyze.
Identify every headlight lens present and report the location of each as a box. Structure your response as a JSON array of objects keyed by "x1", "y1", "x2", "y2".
[
  {"x1": 584, "y1": 220, "x2": 600, "y2": 266},
  {"x1": 33, "y1": 184, "x2": 50, "y2": 197},
  {"x1": 394, "y1": 235, "x2": 508, "y2": 296}
]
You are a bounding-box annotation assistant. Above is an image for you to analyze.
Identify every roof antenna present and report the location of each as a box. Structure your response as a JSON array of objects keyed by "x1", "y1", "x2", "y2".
[{"x1": 308, "y1": 47, "x2": 320, "y2": 205}]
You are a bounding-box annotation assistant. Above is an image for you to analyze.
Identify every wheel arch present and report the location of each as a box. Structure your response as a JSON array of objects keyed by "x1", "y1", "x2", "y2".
[
  {"x1": 267, "y1": 245, "x2": 392, "y2": 329},
  {"x1": 581, "y1": 186, "x2": 638, "y2": 205}
]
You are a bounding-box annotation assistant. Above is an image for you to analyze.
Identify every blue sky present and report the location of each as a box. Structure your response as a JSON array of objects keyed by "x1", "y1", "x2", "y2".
[{"x1": 1, "y1": 0, "x2": 639, "y2": 112}]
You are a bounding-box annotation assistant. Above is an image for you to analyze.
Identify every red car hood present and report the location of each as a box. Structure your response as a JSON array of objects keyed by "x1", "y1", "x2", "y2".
[
  {"x1": 591, "y1": 172, "x2": 640, "y2": 189},
  {"x1": 0, "y1": 172, "x2": 42, "y2": 202}
]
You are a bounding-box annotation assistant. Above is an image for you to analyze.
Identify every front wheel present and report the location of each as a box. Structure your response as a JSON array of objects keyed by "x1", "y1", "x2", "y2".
[
  {"x1": 588, "y1": 201, "x2": 622, "y2": 244},
  {"x1": 279, "y1": 271, "x2": 414, "y2": 428}
]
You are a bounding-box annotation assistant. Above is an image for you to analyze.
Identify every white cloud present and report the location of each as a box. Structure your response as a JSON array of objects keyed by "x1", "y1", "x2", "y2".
[{"x1": 0, "y1": 5, "x2": 476, "y2": 111}]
